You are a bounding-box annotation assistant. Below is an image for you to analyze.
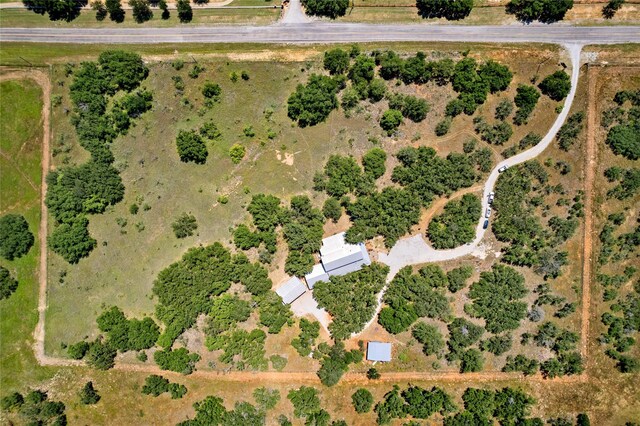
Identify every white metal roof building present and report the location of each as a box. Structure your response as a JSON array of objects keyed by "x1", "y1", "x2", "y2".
[
  {"x1": 367, "y1": 341, "x2": 392, "y2": 362},
  {"x1": 276, "y1": 276, "x2": 308, "y2": 305},
  {"x1": 305, "y1": 232, "x2": 371, "y2": 288},
  {"x1": 304, "y1": 263, "x2": 330, "y2": 289}
]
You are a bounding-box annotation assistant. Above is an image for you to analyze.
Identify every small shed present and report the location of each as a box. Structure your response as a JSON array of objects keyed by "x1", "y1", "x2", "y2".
[
  {"x1": 367, "y1": 341, "x2": 392, "y2": 362},
  {"x1": 276, "y1": 276, "x2": 307, "y2": 305}
]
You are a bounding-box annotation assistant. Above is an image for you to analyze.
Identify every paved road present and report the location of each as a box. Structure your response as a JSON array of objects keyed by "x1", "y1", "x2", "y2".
[
  {"x1": 1, "y1": 23, "x2": 639, "y2": 44},
  {"x1": 281, "y1": 0, "x2": 309, "y2": 24}
]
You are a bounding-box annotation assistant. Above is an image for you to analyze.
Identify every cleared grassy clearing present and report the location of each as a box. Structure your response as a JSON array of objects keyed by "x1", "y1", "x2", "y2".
[
  {"x1": 0, "y1": 78, "x2": 55, "y2": 392},
  {"x1": 0, "y1": 7, "x2": 279, "y2": 28}
]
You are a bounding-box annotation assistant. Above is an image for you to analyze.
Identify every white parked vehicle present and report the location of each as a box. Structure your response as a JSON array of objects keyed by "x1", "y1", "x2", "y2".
[
  {"x1": 498, "y1": 165, "x2": 508, "y2": 173},
  {"x1": 488, "y1": 192, "x2": 495, "y2": 204},
  {"x1": 485, "y1": 208, "x2": 492, "y2": 218}
]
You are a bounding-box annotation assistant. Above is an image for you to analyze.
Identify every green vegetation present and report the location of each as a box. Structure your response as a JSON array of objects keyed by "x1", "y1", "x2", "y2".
[
  {"x1": 22, "y1": 0, "x2": 85, "y2": 21},
  {"x1": 391, "y1": 147, "x2": 477, "y2": 207},
  {"x1": 514, "y1": 84, "x2": 541, "y2": 125},
  {"x1": 229, "y1": 143, "x2": 246, "y2": 164},
  {"x1": 380, "y1": 109, "x2": 403, "y2": 135},
  {"x1": 301, "y1": 0, "x2": 349, "y2": 19},
  {"x1": 324, "y1": 48, "x2": 350, "y2": 75},
  {"x1": 446, "y1": 317, "x2": 484, "y2": 366},
  {"x1": 142, "y1": 374, "x2": 188, "y2": 399},
  {"x1": 0, "y1": 389, "x2": 66, "y2": 425},
  {"x1": 314, "y1": 263, "x2": 389, "y2": 340},
  {"x1": 154, "y1": 347, "x2": 201, "y2": 375},
  {"x1": 375, "y1": 385, "x2": 456, "y2": 424},
  {"x1": 539, "y1": 70, "x2": 572, "y2": 102},
  {"x1": 171, "y1": 213, "x2": 198, "y2": 238},
  {"x1": 79, "y1": 381, "x2": 101, "y2": 405},
  {"x1": 428, "y1": 194, "x2": 481, "y2": 249},
  {"x1": 557, "y1": 112, "x2": 585, "y2": 151},
  {"x1": 206, "y1": 328, "x2": 268, "y2": 371},
  {"x1": 291, "y1": 318, "x2": 320, "y2": 357},
  {"x1": 416, "y1": 0, "x2": 473, "y2": 21},
  {"x1": 317, "y1": 342, "x2": 363, "y2": 386},
  {"x1": 603, "y1": 89, "x2": 640, "y2": 160},
  {"x1": 288, "y1": 74, "x2": 340, "y2": 127},
  {"x1": 288, "y1": 386, "x2": 321, "y2": 419},
  {"x1": 379, "y1": 266, "x2": 450, "y2": 334},
  {"x1": 176, "y1": 0, "x2": 192, "y2": 23},
  {"x1": 0, "y1": 266, "x2": 19, "y2": 300},
  {"x1": 206, "y1": 294, "x2": 251, "y2": 334},
  {"x1": 506, "y1": 0, "x2": 574, "y2": 23},
  {"x1": 253, "y1": 387, "x2": 280, "y2": 410},
  {"x1": 46, "y1": 51, "x2": 149, "y2": 263},
  {"x1": 412, "y1": 322, "x2": 445, "y2": 356},
  {"x1": 603, "y1": 0, "x2": 626, "y2": 18},
  {"x1": 0, "y1": 214, "x2": 34, "y2": 261},
  {"x1": 388, "y1": 93, "x2": 430, "y2": 123},
  {"x1": 466, "y1": 264, "x2": 528, "y2": 333},
  {"x1": 352, "y1": 388, "x2": 374, "y2": 413},
  {"x1": 176, "y1": 129, "x2": 208, "y2": 164},
  {"x1": 95, "y1": 305, "x2": 159, "y2": 352}
]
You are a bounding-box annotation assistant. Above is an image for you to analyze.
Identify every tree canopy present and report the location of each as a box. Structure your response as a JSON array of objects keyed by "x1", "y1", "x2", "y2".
[
  {"x1": 0, "y1": 214, "x2": 34, "y2": 260},
  {"x1": 301, "y1": 0, "x2": 349, "y2": 19},
  {"x1": 428, "y1": 194, "x2": 481, "y2": 249},
  {"x1": 506, "y1": 0, "x2": 574, "y2": 23},
  {"x1": 416, "y1": 0, "x2": 474, "y2": 20},
  {"x1": 288, "y1": 74, "x2": 340, "y2": 127},
  {"x1": 539, "y1": 70, "x2": 572, "y2": 101}
]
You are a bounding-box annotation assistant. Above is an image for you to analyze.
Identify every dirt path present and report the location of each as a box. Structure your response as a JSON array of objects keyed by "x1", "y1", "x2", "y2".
[
  {"x1": 0, "y1": 68, "x2": 70, "y2": 367},
  {"x1": 580, "y1": 65, "x2": 599, "y2": 361}
]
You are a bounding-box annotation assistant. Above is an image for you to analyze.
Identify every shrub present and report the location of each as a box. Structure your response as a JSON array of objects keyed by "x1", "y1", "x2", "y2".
[
  {"x1": 352, "y1": 388, "x2": 374, "y2": 414},
  {"x1": 323, "y1": 48, "x2": 350, "y2": 75},
  {"x1": 416, "y1": 0, "x2": 473, "y2": 20},
  {"x1": 539, "y1": 70, "x2": 571, "y2": 101},
  {"x1": 514, "y1": 84, "x2": 540, "y2": 125},
  {"x1": 362, "y1": 147, "x2": 387, "y2": 179},
  {"x1": 48, "y1": 216, "x2": 97, "y2": 264},
  {"x1": 0, "y1": 214, "x2": 34, "y2": 260},
  {"x1": 300, "y1": 0, "x2": 349, "y2": 19},
  {"x1": 380, "y1": 109, "x2": 404, "y2": 135},
  {"x1": 288, "y1": 74, "x2": 340, "y2": 127},
  {"x1": 176, "y1": 129, "x2": 208, "y2": 164},
  {"x1": 154, "y1": 347, "x2": 200, "y2": 374},
  {"x1": 322, "y1": 197, "x2": 342, "y2": 223},
  {"x1": 202, "y1": 81, "x2": 222, "y2": 102},
  {"x1": 0, "y1": 266, "x2": 18, "y2": 300},
  {"x1": 172, "y1": 213, "x2": 197, "y2": 238},
  {"x1": 79, "y1": 382, "x2": 101, "y2": 405},
  {"x1": 229, "y1": 143, "x2": 246, "y2": 164},
  {"x1": 412, "y1": 322, "x2": 445, "y2": 356}
]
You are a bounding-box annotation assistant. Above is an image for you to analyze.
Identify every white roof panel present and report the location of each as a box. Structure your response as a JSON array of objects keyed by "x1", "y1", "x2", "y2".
[
  {"x1": 367, "y1": 341, "x2": 392, "y2": 362},
  {"x1": 275, "y1": 276, "x2": 307, "y2": 305},
  {"x1": 305, "y1": 264, "x2": 330, "y2": 289}
]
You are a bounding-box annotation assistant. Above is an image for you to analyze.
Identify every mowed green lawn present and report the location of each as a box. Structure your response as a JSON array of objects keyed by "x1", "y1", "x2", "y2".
[{"x1": 0, "y1": 79, "x2": 56, "y2": 392}]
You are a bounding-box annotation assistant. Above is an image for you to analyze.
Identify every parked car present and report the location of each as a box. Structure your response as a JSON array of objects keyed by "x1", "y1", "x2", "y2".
[
  {"x1": 498, "y1": 165, "x2": 508, "y2": 173},
  {"x1": 488, "y1": 192, "x2": 495, "y2": 204},
  {"x1": 483, "y1": 220, "x2": 489, "y2": 229},
  {"x1": 485, "y1": 208, "x2": 492, "y2": 218}
]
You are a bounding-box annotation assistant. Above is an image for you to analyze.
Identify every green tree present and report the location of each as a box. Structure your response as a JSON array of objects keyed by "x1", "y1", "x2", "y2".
[
  {"x1": 514, "y1": 84, "x2": 541, "y2": 125},
  {"x1": 253, "y1": 387, "x2": 280, "y2": 410},
  {"x1": 0, "y1": 266, "x2": 18, "y2": 300},
  {"x1": 288, "y1": 74, "x2": 340, "y2": 127},
  {"x1": 466, "y1": 264, "x2": 528, "y2": 333},
  {"x1": 206, "y1": 294, "x2": 251, "y2": 334},
  {"x1": 79, "y1": 381, "x2": 101, "y2": 404},
  {"x1": 172, "y1": 213, "x2": 197, "y2": 238},
  {"x1": 105, "y1": 0, "x2": 125, "y2": 22},
  {"x1": 48, "y1": 216, "x2": 97, "y2": 264},
  {"x1": 0, "y1": 214, "x2": 34, "y2": 260},
  {"x1": 603, "y1": 0, "x2": 625, "y2": 18},
  {"x1": 202, "y1": 82, "x2": 222, "y2": 102},
  {"x1": 301, "y1": 0, "x2": 349, "y2": 19},
  {"x1": 176, "y1": 129, "x2": 208, "y2": 164},
  {"x1": 479, "y1": 60, "x2": 513, "y2": 93},
  {"x1": 427, "y1": 194, "x2": 481, "y2": 249},
  {"x1": 86, "y1": 340, "x2": 117, "y2": 370},
  {"x1": 67, "y1": 341, "x2": 90, "y2": 359},
  {"x1": 380, "y1": 109, "x2": 404, "y2": 135},
  {"x1": 351, "y1": 388, "x2": 374, "y2": 414},
  {"x1": 363, "y1": 148, "x2": 387, "y2": 179},
  {"x1": 416, "y1": 0, "x2": 473, "y2": 20},
  {"x1": 176, "y1": 0, "x2": 192, "y2": 22},
  {"x1": 154, "y1": 347, "x2": 201, "y2": 374},
  {"x1": 606, "y1": 122, "x2": 640, "y2": 160},
  {"x1": 23, "y1": 0, "x2": 87, "y2": 21},
  {"x1": 287, "y1": 386, "x2": 321, "y2": 419},
  {"x1": 412, "y1": 322, "x2": 445, "y2": 356},
  {"x1": 506, "y1": 0, "x2": 574, "y2": 23},
  {"x1": 324, "y1": 48, "x2": 350, "y2": 75},
  {"x1": 539, "y1": 70, "x2": 571, "y2": 101},
  {"x1": 130, "y1": 0, "x2": 152, "y2": 23},
  {"x1": 323, "y1": 197, "x2": 342, "y2": 223},
  {"x1": 142, "y1": 374, "x2": 170, "y2": 396}
]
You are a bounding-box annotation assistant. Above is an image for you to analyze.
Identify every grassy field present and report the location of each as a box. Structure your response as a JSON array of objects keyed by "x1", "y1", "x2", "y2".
[
  {"x1": 1, "y1": 46, "x2": 639, "y2": 426},
  {"x1": 43, "y1": 43, "x2": 580, "y2": 372},
  {"x1": 0, "y1": 7, "x2": 280, "y2": 28},
  {"x1": 0, "y1": 78, "x2": 56, "y2": 392}
]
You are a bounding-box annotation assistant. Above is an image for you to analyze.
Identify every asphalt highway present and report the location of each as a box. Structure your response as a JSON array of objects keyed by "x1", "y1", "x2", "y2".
[{"x1": 1, "y1": 23, "x2": 639, "y2": 45}]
